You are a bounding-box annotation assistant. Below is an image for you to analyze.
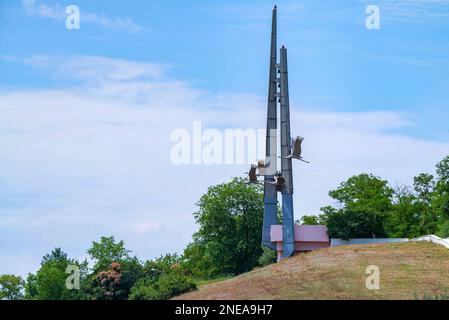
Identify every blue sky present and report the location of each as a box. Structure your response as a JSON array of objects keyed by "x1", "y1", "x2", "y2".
[
  {"x1": 2, "y1": 1, "x2": 449, "y2": 138},
  {"x1": 1, "y1": 0, "x2": 449, "y2": 276}
]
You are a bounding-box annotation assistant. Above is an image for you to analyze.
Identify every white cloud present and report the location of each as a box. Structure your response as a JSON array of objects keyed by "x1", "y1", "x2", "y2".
[
  {"x1": 6, "y1": 55, "x2": 168, "y2": 82},
  {"x1": 37, "y1": 3, "x2": 65, "y2": 19},
  {"x1": 82, "y1": 12, "x2": 143, "y2": 33},
  {"x1": 1, "y1": 54, "x2": 448, "y2": 276},
  {"x1": 21, "y1": 0, "x2": 144, "y2": 32}
]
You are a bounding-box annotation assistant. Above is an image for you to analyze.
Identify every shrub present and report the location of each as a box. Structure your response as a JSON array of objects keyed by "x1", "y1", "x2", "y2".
[
  {"x1": 129, "y1": 273, "x2": 196, "y2": 300},
  {"x1": 258, "y1": 246, "x2": 277, "y2": 266}
]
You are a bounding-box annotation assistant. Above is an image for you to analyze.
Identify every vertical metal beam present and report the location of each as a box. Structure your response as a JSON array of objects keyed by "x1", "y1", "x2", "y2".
[
  {"x1": 280, "y1": 46, "x2": 295, "y2": 258},
  {"x1": 262, "y1": 6, "x2": 278, "y2": 250}
]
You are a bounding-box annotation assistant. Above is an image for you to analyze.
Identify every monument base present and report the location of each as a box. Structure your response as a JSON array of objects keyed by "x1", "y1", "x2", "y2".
[{"x1": 270, "y1": 224, "x2": 330, "y2": 261}]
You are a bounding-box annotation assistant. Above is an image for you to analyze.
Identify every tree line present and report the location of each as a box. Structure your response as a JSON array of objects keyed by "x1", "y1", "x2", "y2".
[{"x1": 302, "y1": 155, "x2": 449, "y2": 240}]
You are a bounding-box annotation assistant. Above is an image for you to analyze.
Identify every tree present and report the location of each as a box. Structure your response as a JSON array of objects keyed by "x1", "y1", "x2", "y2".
[
  {"x1": 129, "y1": 253, "x2": 196, "y2": 300},
  {"x1": 385, "y1": 185, "x2": 421, "y2": 238},
  {"x1": 24, "y1": 273, "x2": 38, "y2": 300},
  {"x1": 184, "y1": 178, "x2": 264, "y2": 277},
  {"x1": 299, "y1": 215, "x2": 320, "y2": 225},
  {"x1": 413, "y1": 173, "x2": 435, "y2": 204},
  {"x1": 87, "y1": 236, "x2": 131, "y2": 273},
  {"x1": 144, "y1": 253, "x2": 183, "y2": 278},
  {"x1": 328, "y1": 173, "x2": 393, "y2": 210},
  {"x1": 0, "y1": 274, "x2": 24, "y2": 300},
  {"x1": 436, "y1": 156, "x2": 449, "y2": 236},
  {"x1": 387, "y1": 157, "x2": 449, "y2": 238},
  {"x1": 320, "y1": 174, "x2": 393, "y2": 240},
  {"x1": 26, "y1": 248, "x2": 88, "y2": 300},
  {"x1": 86, "y1": 236, "x2": 142, "y2": 300},
  {"x1": 90, "y1": 262, "x2": 126, "y2": 300},
  {"x1": 413, "y1": 173, "x2": 440, "y2": 235},
  {"x1": 436, "y1": 156, "x2": 449, "y2": 186},
  {"x1": 181, "y1": 242, "x2": 215, "y2": 278}
]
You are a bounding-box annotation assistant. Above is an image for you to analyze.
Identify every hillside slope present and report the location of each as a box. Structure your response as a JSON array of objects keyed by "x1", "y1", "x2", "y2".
[{"x1": 176, "y1": 242, "x2": 449, "y2": 300}]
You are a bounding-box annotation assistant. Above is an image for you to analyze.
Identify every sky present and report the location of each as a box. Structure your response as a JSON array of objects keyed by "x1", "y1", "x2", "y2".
[{"x1": 0, "y1": 0, "x2": 449, "y2": 276}]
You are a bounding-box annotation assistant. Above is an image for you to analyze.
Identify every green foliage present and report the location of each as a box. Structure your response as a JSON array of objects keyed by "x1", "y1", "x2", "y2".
[
  {"x1": 118, "y1": 257, "x2": 144, "y2": 295},
  {"x1": 320, "y1": 174, "x2": 392, "y2": 240},
  {"x1": 437, "y1": 220, "x2": 449, "y2": 238},
  {"x1": 386, "y1": 157, "x2": 449, "y2": 238},
  {"x1": 21, "y1": 241, "x2": 195, "y2": 300},
  {"x1": 386, "y1": 177, "x2": 440, "y2": 238},
  {"x1": 413, "y1": 173, "x2": 435, "y2": 203},
  {"x1": 154, "y1": 272, "x2": 196, "y2": 299},
  {"x1": 385, "y1": 186, "x2": 422, "y2": 238},
  {"x1": 34, "y1": 261, "x2": 68, "y2": 300},
  {"x1": 436, "y1": 156, "x2": 449, "y2": 235},
  {"x1": 24, "y1": 273, "x2": 38, "y2": 300},
  {"x1": 129, "y1": 272, "x2": 196, "y2": 300},
  {"x1": 299, "y1": 215, "x2": 320, "y2": 225},
  {"x1": 436, "y1": 156, "x2": 449, "y2": 186},
  {"x1": 85, "y1": 237, "x2": 142, "y2": 300},
  {"x1": 257, "y1": 246, "x2": 277, "y2": 266},
  {"x1": 25, "y1": 248, "x2": 88, "y2": 300},
  {"x1": 413, "y1": 174, "x2": 440, "y2": 234},
  {"x1": 328, "y1": 173, "x2": 393, "y2": 209},
  {"x1": 144, "y1": 253, "x2": 182, "y2": 276},
  {"x1": 318, "y1": 156, "x2": 449, "y2": 240},
  {"x1": 0, "y1": 274, "x2": 24, "y2": 300},
  {"x1": 184, "y1": 178, "x2": 264, "y2": 277},
  {"x1": 181, "y1": 242, "x2": 215, "y2": 278},
  {"x1": 129, "y1": 253, "x2": 196, "y2": 300},
  {"x1": 87, "y1": 236, "x2": 131, "y2": 273},
  {"x1": 128, "y1": 278, "x2": 159, "y2": 300}
]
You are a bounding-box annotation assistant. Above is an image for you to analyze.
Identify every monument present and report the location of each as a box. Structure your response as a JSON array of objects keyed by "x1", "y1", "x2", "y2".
[{"x1": 246, "y1": 6, "x2": 328, "y2": 261}]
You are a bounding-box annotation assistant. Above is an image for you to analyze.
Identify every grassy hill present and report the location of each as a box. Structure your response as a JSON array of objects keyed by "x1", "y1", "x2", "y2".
[{"x1": 176, "y1": 242, "x2": 449, "y2": 300}]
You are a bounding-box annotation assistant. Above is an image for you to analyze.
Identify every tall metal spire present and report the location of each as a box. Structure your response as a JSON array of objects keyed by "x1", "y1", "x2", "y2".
[
  {"x1": 262, "y1": 5, "x2": 278, "y2": 250},
  {"x1": 262, "y1": 6, "x2": 295, "y2": 259},
  {"x1": 280, "y1": 45, "x2": 295, "y2": 258}
]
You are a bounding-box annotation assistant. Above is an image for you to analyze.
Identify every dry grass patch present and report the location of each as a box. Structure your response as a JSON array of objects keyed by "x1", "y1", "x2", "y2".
[{"x1": 175, "y1": 242, "x2": 449, "y2": 300}]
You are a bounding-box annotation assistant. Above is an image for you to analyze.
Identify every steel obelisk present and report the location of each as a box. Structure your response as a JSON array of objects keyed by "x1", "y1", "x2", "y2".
[
  {"x1": 279, "y1": 45, "x2": 295, "y2": 258},
  {"x1": 262, "y1": 6, "x2": 278, "y2": 251},
  {"x1": 262, "y1": 6, "x2": 295, "y2": 259}
]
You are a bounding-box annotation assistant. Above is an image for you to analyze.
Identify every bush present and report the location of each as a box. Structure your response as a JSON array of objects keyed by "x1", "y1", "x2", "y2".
[
  {"x1": 257, "y1": 246, "x2": 277, "y2": 266},
  {"x1": 128, "y1": 278, "x2": 159, "y2": 300},
  {"x1": 129, "y1": 273, "x2": 196, "y2": 300},
  {"x1": 156, "y1": 273, "x2": 197, "y2": 299}
]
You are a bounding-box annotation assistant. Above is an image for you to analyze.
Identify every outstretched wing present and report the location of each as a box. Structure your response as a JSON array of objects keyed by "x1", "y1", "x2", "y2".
[{"x1": 293, "y1": 137, "x2": 302, "y2": 157}]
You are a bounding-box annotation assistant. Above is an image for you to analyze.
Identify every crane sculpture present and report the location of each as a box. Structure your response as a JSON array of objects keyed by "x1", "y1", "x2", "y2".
[{"x1": 281, "y1": 136, "x2": 310, "y2": 163}]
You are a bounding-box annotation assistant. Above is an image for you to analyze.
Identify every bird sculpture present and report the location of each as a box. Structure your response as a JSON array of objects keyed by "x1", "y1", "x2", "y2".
[{"x1": 280, "y1": 136, "x2": 310, "y2": 163}]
